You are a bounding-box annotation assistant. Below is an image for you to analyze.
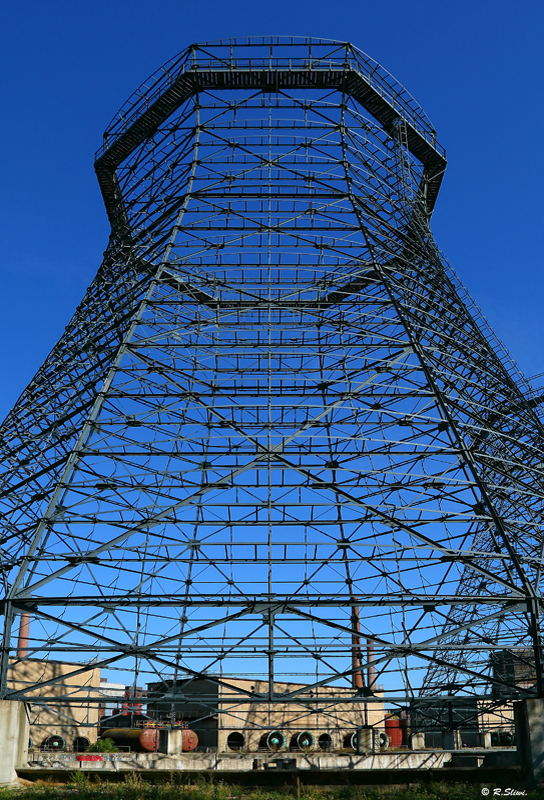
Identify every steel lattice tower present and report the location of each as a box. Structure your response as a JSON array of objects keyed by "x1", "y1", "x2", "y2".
[{"x1": 2, "y1": 37, "x2": 544, "y2": 739}]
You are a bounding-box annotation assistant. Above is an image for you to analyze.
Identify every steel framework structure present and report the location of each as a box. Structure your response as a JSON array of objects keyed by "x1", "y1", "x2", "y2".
[{"x1": 1, "y1": 37, "x2": 544, "y2": 736}]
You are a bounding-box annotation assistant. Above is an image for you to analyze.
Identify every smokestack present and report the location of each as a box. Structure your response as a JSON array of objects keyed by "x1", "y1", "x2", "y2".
[
  {"x1": 17, "y1": 613, "x2": 30, "y2": 658},
  {"x1": 351, "y1": 601, "x2": 364, "y2": 690},
  {"x1": 367, "y1": 638, "x2": 376, "y2": 691}
]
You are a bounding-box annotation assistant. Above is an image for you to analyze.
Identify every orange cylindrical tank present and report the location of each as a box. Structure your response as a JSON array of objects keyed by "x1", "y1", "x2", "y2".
[
  {"x1": 181, "y1": 729, "x2": 198, "y2": 752},
  {"x1": 104, "y1": 728, "x2": 160, "y2": 753},
  {"x1": 385, "y1": 717, "x2": 403, "y2": 748}
]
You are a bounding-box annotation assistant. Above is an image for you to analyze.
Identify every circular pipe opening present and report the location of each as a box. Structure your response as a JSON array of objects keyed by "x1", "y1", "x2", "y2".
[
  {"x1": 227, "y1": 731, "x2": 245, "y2": 751},
  {"x1": 42, "y1": 735, "x2": 66, "y2": 752},
  {"x1": 73, "y1": 737, "x2": 90, "y2": 752},
  {"x1": 265, "y1": 730, "x2": 286, "y2": 752},
  {"x1": 318, "y1": 733, "x2": 332, "y2": 751},
  {"x1": 342, "y1": 732, "x2": 358, "y2": 750},
  {"x1": 290, "y1": 731, "x2": 314, "y2": 751}
]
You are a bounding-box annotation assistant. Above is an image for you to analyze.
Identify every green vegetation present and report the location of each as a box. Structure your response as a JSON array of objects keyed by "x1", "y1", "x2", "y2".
[
  {"x1": 1, "y1": 780, "x2": 541, "y2": 800},
  {"x1": 85, "y1": 738, "x2": 119, "y2": 753}
]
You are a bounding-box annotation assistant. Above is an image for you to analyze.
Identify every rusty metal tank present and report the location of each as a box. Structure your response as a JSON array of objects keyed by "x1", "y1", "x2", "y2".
[
  {"x1": 104, "y1": 728, "x2": 160, "y2": 753},
  {"x1": 180, "y1": 729, "x2": 198, "y2": 751},
  {"x1": 385, "y1": 717, "x2": 403, "y2": 748}
]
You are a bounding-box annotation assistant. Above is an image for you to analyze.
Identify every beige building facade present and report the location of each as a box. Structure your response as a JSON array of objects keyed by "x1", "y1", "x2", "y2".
[
  {"x1": 8, "y1": 659, "x2": 101, "y2": 751},
  {"x1": 9, "y1": 660, "x2": 387, "y2": 754},
  {"x1": 147, "y1": 676, "x2": 386, "y2": 752}
]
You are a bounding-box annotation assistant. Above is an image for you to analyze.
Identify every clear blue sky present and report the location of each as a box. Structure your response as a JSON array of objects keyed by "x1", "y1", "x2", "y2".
[{"x1": 1, "y1": 0, "x2": 543, "y2": 421}]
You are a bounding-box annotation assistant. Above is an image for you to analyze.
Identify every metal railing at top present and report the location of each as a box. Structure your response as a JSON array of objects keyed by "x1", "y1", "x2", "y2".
[{"x1": 96, "y1": 38, "x2": 443, "y2": 162}]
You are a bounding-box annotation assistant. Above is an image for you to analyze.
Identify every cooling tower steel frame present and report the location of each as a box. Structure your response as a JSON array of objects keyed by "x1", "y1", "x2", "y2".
[{"x1": 1, "y1": 37, "x2": 544, "y2": 738}]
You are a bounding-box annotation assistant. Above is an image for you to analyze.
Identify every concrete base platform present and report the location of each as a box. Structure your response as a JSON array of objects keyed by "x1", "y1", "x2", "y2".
[
  {"x1": 24, "y1": 747, "x2": 519, "y2": 777},
  {"x1": 0, "y1": 701, "x2": 29, "y2": 786},
  {"x1": 28, "y1": 750, "x2": 453, "y2": 773}
]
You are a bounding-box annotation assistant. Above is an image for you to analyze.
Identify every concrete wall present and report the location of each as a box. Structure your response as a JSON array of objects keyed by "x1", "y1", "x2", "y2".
[
  {"x1": 0, "y1": 701, "x2": 29, "y2": 785},
  {"x1": 27, "y1": 748, "x2": 453, "y2": 772},
  {"x1": 514, "y1": 697, "x2": 544, "y2": 776}
]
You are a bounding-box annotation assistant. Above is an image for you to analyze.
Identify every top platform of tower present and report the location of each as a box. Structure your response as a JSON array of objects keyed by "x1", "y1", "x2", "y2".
[{"x1": 94, "y1": 36, "x2": 447, "y2": 221}]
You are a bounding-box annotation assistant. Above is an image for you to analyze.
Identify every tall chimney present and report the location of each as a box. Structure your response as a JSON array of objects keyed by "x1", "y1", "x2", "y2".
[
  {"x1": 367, "y1": 638, "x2": 376, "y2": 691},
  {"x1": 17, "y1": 613, "x2": 30, "y2": 658},
  {"x1": 351, "y1": 601, "x2": 364, "y2": 689}
]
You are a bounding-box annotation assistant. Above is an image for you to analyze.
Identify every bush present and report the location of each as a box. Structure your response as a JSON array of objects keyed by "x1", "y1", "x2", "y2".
[{"x1": 86, "y1": 737, "x2": 119, "y2": 753}]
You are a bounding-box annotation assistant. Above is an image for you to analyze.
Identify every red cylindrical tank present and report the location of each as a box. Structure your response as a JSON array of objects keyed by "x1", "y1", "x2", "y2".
[
  {"x1": 385, "y1": 717, "x2": 403, "y2": 748},
  {"x1": 181, "y1": 729, "x2": 198, "y2": 752},
  {"x1": 104, "y1": 728, "x2": 160, "y2": 753}
]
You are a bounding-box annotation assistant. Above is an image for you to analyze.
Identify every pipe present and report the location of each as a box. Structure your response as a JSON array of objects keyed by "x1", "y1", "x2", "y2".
[{"x1": 17, "y1": 613, "x2": 30, "y2": 658}]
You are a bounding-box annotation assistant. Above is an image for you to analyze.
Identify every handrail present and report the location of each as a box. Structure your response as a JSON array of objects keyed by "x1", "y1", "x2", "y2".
[{"x1": 96, "y1": 38, "x2": 443, "y2": 162}]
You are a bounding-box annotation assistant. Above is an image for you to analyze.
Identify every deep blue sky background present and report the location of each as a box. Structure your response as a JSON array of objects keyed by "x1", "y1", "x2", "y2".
[{"x1": 1, "y1": 0, "x2": 543, "y2": 421}]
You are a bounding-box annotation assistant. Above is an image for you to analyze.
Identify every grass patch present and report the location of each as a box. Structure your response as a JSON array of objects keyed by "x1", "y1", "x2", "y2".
[{"x1": 1, "y1": 780, "x2": 543, "y2": 800}]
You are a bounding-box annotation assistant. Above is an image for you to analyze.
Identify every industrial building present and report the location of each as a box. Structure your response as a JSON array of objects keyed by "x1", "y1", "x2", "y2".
[
  {"x1": 7, "y1": 658, "x2": 101, "y2": 752},
  {"x1": 145, "y1": 676, "x2": 386, "y2": 753},
  {"x1": 7, "y1": 656, "x2": 389, "y2": 755}
]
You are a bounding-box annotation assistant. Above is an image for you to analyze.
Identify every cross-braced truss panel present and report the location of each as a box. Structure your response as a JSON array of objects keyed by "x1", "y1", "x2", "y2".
[{"x1": 1, "y1": 38, "x2": 543, "y2": 737}]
